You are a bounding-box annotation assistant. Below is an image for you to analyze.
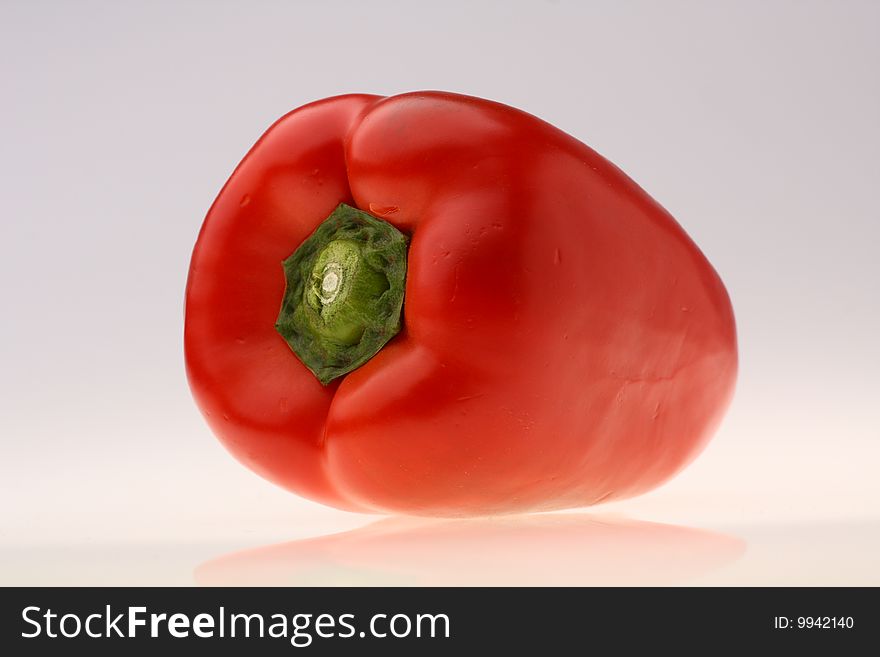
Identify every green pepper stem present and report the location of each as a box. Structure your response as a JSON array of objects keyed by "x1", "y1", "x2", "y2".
[{"x1": 275, "y1": 204, "x2": 408, "y2": 384}]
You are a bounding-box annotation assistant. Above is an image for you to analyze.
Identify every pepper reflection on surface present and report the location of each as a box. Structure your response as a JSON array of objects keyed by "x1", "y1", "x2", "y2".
[{"x1": 195, "y1": 514, "x2": 744, "y2": 586}]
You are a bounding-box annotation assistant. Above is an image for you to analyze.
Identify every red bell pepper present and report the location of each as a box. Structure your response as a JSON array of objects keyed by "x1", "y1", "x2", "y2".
[{"x1": 184, "y1": 91, "x2": 737, "y2": 515}]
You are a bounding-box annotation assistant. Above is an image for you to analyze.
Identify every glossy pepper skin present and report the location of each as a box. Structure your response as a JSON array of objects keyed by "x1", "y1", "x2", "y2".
[{"x1": 185, "y1": 91, "x2": 737, "y2": 516}]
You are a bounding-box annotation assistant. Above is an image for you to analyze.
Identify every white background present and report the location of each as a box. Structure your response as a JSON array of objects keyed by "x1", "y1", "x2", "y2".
[{"x1": 1, "y1": 0, "x2": 878, "y2": 585}]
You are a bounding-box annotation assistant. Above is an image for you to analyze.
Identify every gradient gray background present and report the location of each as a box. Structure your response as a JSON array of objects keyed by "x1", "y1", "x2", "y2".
[{"x1": 1, "y1": 0, "x2": 878, "y2": 584}]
